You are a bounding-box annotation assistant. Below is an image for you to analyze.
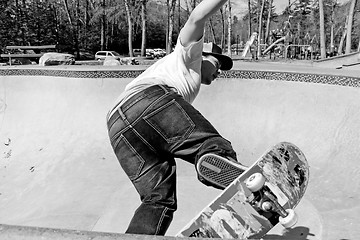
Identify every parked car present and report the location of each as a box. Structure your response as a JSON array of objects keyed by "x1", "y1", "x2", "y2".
[
  {"x1": 95, "y1": 51, "x2": 122, "y2": 61},
  {"x1": 39, "y1": 52, "x2": 75, "y2": 66},
  {"x1": 146, "y1": 49, "x2": 155, "y2": 58},
  {"x1": 153, "y1": 48, "x2": 166, "y2": 58},
  {"x1": 132, "y1": 49, "x2": 153, "y2": 58}
]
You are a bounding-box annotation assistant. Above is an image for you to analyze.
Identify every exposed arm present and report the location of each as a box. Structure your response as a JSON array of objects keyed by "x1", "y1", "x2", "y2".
[{"x1": 180, "y1": 0, "x2": 229, "y2": 47}]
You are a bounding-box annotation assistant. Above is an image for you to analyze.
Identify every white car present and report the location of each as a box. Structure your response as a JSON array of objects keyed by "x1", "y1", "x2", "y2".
[
  {"x1": 95, "y1": 51, "x2": 122, "y2": 61},
  {"x1": 146, "y1": 49, "x2": 155, "y2": 58},
  {"x1": 153, "y1": 48, "x2": 166, "y2": 58},
  {"x1": 134, "y1": 49, "x2": 154, "y2": 58},
  {"x1": 39, "y1": 52, "x2": 75, "y2": 66}
]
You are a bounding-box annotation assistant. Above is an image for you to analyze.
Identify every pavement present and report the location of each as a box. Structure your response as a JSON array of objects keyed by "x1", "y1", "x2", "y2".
[{"x1": 1, "y1": 61, "x2": 360, "y2": 239}]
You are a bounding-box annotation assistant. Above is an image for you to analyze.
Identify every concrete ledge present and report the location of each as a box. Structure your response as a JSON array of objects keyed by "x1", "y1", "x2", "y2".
[
  {"x1": 1, "y1": 65, "x2": 360, "y2": 88},
  {"x1": 0, "y1": 224, "x2": 236, "y2": 240},
  {"x1": 313, "y1": 51, "x2": 360, "y2": 68}
]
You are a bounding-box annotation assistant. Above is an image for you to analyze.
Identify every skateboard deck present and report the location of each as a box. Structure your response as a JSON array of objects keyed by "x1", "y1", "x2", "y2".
[{"x1": 177, "y1": 142, "x2": 309, "y2": 239}]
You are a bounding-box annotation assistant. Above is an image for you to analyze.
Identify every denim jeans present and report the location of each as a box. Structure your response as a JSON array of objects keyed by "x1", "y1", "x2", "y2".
[{"x1": 107, "y1": 85, "x2": 236, "y2": 235}]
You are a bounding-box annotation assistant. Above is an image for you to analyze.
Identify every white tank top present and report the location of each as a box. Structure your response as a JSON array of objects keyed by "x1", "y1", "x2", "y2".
[{"x1": 109, "y1": 36, "x2": 204, "y2": 117}]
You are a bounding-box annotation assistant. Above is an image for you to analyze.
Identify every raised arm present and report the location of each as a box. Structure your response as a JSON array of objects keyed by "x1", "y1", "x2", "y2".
[{"x1": 180, "y1": 0, "x2": 229, "y2": 47}]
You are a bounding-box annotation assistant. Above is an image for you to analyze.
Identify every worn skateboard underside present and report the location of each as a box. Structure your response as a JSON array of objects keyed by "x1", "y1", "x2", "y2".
[{"x1": 177, "y1": 142, "x2": 309, "y2": 239}]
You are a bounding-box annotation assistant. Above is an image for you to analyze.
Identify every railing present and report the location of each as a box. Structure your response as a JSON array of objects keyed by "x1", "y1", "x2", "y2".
[{"x1": 0, "y1": 45, "x2": 57, "y2": 65}]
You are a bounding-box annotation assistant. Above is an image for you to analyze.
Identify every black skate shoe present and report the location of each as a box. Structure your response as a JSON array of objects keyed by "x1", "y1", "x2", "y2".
[{"x1": 196, "y1": 153, "x2": 247, "y2": 189}]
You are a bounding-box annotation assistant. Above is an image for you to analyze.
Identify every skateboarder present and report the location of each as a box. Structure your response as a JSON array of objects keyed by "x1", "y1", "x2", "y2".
[{"x1": 106, "y1": 0, "x2": 246, "y2": 235}]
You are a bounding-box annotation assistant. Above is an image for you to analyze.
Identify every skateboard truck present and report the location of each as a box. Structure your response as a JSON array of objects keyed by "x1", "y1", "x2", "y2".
[{"x1": 246, "y1": 172, "x2": 298, "y2": 228}]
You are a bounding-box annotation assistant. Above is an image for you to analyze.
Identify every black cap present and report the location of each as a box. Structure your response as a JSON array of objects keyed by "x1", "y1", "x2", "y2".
[{"x1": 202, "y1": 42, "x2": 233, "y2": 70}]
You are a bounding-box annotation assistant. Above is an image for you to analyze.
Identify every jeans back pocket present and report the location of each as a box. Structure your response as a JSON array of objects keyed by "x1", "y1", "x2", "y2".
[{"x1": 144, "y1": 100, "x2": 195, "y2": 143}]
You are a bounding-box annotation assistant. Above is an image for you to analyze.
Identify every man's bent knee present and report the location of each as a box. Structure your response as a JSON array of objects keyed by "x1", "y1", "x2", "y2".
[{"x1": 196, "y1": 136, "x2": 237, "y2": 163}]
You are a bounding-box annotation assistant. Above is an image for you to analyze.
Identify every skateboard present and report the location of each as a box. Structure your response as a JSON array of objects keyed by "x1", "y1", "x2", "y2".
[{"x1": 177, "y1": 142, "x2": 309, "y2": 239}]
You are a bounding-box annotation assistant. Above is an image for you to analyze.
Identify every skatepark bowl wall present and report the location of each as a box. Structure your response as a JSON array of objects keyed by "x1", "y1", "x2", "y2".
[{"x1": 1, "y1": 65, "x2": 360, "y2": 240}]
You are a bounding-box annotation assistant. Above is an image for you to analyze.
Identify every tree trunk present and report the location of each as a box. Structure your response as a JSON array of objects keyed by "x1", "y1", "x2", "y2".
[
  {"x1": 166, "y1": 0, "x2": 176, "y2": 54},
  {"x1": 63, "y1": 0, "x2": 80, "y2": 54},
  {"x1": 20, "y1": 0, "x2": 28, "y2": 45},
  {"x1": 220, "y1": 7, "x2": 225, "y2": 49},
  {"x1": 75, "y1": 0, "x2": 80, "y2": 59},
  {"x1": 178, "y1": 0, "x2": 181, "y2": 33},
  {"x1": 248, "y1": 0, "x2": 252, "y2": 39},
  {"x1": 84, "y1": 0, "x2": 89, "y2": 49},
  {"x1": 297, "y1": 22, "x2": 300, "y2": 45},
  {"x1": 265, "y1": 0, "x2": 273, "y2": 45},
  {"x1": 345, "y1": 0, "x2": 357, "y2": 54},
  {"x1": 141, "y1": 0, "x2": 147, "y2": 57},
  {"x1": 124, "y1": 0, "x2": 134, "y2": 56},
  {"x1": 257, "y1": 0, "x2": 265, "y2": 57},
  {"x1": 330, "y1": 3, "x2": 336, "y2": 54},
  {"x1": 63, "y1": 0, "x2": 72, "y2": 25},
  {"x1": 338, "y1": 19, "x2": 348, "y2": 55},
  {"x1": 227, "y1": 0, "x2": 232, "y2": 55},
  {"x1": 208, "y1": 18, "x2": 216, "y2": 43},
  {"x1": 318, "y1": 0, "x2": 326, "y2": 58},
  {"x1": 51, "y1": 3, "x2": 60, "y2": 45},
  {"x1": 100, "y1": 0, "x2": 106, "y2": 50}
]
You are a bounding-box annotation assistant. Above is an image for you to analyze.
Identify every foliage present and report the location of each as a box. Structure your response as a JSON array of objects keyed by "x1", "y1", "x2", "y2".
[
  {"x1": 0, "y1": 0, "x2": 358, "y2": 57},
  {"x1": 237, "y1": 0, "x2": 359, "y2": 53}
]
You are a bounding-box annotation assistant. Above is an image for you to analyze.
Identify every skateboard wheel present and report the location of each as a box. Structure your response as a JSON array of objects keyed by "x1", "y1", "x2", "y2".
[
  {"x1": 246, "y1": 173, "x2": 265, "y2": 192},
  {"x1": 261, "y1": 201, "x2": 273, "y2": 211},
  {"x1": 279, "y1": 209, "x2": 298, "y2": 228}
]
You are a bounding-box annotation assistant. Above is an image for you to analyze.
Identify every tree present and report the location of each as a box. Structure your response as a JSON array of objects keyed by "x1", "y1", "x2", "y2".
[
  {"x1": 219, "y1": 6, "x2": 225, "y2": 48},
  {"x1": 1, "y1": 0, "x2": 357, "y2": 60},
  {"x1": 345, "y1": 0, "x2": 357, "y2": 53},
  {"x1": 319, "y1": 0, "x2": 326, "y2": 58},
  {"x1": 257, "y1": 0, "x2": 265, "y2": 57},
  {"x1": 227, "y1": 0, "x2": 232, "y2": 55},
  {"x1": 124, "y1": 0, "x2": 134, "y2": 56},
  {"x1": 140, "y1": 0, "x2": 148, "y2": 57},
  {"x1": 265, "y1": 0, "x2": 274, "y2": 44},
  {"x1": 100, "y1": 0, "x2": 106, "y2": 50},
  {"x1": 166, "y1": 0, "x2": 176, "y2": 53},
  {"x1": 247, "y1": 0, "x2": 252, "y2": 39},
  {"x1": 328, "y1": 1, "x2": 337, "y2": 54}
]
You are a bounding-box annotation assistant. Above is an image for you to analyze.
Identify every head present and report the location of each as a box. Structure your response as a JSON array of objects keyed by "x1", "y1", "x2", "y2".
[{"x1": 201, "y1": 43, "x2": 233, "y2": 85}]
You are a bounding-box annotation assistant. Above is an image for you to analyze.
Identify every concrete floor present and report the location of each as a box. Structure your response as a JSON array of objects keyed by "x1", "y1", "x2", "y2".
[{"x1": 0, "y1": 63, "x2": 360, "y2": 239}]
